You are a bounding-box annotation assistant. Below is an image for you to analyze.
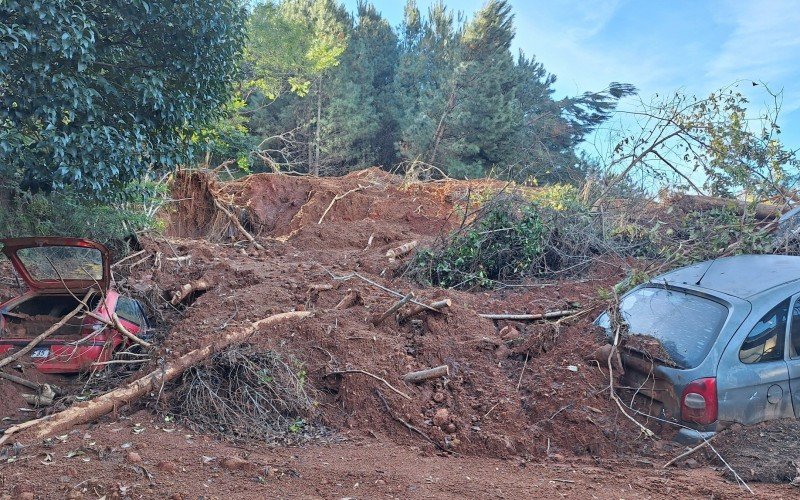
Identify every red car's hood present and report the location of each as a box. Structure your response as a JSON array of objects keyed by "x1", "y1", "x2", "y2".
[{"x1": 0, "y1": 237, "x2": 110, "y2": 293}]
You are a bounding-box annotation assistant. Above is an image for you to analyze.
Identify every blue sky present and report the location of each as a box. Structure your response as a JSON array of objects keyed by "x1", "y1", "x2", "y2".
[{"x1": 343, "y1": 0, "x2": 800, "y2": 155}]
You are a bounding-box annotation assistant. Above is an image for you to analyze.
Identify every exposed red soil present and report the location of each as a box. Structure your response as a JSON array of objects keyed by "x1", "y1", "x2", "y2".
[{"x1": 2, "y1": 170, "x2": 796, "y2": 497}]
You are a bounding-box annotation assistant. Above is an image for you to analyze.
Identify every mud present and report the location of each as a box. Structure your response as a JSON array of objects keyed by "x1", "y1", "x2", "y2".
[{"x1": 1, "y1": 170, "x2": 796, "y2": 498}]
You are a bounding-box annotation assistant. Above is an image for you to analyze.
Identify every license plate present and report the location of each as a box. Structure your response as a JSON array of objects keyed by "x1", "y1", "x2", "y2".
[{"x1": 31, "y1": 348, "x2": 50, "y2": 359}]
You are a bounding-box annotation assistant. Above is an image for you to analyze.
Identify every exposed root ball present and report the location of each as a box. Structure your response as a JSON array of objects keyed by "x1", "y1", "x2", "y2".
[{"x1": 170, "y1": 344, "x2": 322, "y2": 443}]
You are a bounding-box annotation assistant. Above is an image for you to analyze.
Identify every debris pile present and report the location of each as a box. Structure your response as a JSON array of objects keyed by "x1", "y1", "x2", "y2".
[{"x1": 4, "y1": 169, "x2": 792, "y2": 496}]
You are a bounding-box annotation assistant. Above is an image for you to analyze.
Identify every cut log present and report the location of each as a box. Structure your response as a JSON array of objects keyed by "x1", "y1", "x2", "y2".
[
  {"x1": 386, "y1": 240, "x2": 418, "y2": 262},
  {"x1": 371, "y1": 292, "x2": 414, "y2": 325},
  {"x1": 402, "y1": 365, "x2": 449, "y2": 384},
  {"x1": 666, "y1": 193, "x2": 781, "y2": 220},
  {"x1": 170, "y1": 278, "x2": 212, "y2": 306},
  {"x1": 306, "y1": 284, "x2": 334, "y2": 306},
  {"x1": 335, "y1": 289, "x2": 362, "y2": 310},
  {"x1": 478, "y1": 310, "x2": 578, "y2": 321},
  {"x1": 0, "y1": 291, "x2": 93, "y2": 370},
  {"x1": 22, "y1": 384, "x2": 56, "y2": 407},
  {"x1": 25, "y1": 311, "x2": 312, "y2": 440},
  {"x1": 397, "y1": 298, "x2": 451, "y2": 322}
]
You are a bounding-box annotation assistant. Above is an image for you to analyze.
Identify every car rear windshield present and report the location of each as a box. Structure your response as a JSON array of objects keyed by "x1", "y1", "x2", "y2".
[
  {"x1": 16, "y1": 246, "x2": 103, "y2": 281},
  {"x1": 597, "y1": 287, "x2": 729, "y2": 368}
]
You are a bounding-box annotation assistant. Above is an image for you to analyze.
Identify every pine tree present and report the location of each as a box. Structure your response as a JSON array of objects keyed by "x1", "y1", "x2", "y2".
[{"x1": 319, "y1": 1, "x2": 400, "y2": 172}]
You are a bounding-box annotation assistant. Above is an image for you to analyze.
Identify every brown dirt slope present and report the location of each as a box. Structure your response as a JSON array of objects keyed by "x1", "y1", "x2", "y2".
[{"x1": 1, "y1": 170, "x2": 794, "y2": 498}]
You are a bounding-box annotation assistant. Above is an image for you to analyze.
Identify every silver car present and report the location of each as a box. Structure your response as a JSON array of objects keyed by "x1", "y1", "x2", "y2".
[{"x1": 596, "y1": 255, "x2": 800, "y2": 442}]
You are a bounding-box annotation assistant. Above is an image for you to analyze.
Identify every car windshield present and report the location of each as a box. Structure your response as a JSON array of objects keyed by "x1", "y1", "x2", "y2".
[
  {"x1": 16, "y1": 246, "x2": 103, "y2": 282},
  {"x1": 597, "y1": 287, "x2": 729, "y2": 368}
]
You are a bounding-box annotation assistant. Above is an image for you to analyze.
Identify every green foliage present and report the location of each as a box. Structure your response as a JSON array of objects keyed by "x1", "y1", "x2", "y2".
[
  {"x1": 245, "y1": 1, "x2": 346, "y2": 100},
  {"x1": 608, "y1": 84, "x2": 798, "y2": 201},
  {"x1": 0, "y1": 0, "x2": 247, "y2": 199},
  {"x1": 413, "y1": 198, "x2": 545, "y2": 289},
  {"x1": 243, "y1": 0, "x2": 631, "y2": 178},
  {"x1": 0, "y1": 188, "x2": 154, "y2": 254},
  {"x1": 670, "y1": 208, "x2": 772, "y2": 263},
  {"x1": 393, "y1": 0, "x2": 634, "y2": 181}
]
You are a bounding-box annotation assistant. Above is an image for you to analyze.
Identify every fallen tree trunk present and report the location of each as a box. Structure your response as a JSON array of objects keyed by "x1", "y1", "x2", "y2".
[
  {"x1": 0, "y1": 371, "x2": 41, "y2": 391},
  {"x1": 24, "y1": 311, "x2": 312, "y2": 441},
  {"x1": 371, "y1": 292, "x2": 414, "y2": 325},
  {"x1": 402, "y1": 365, "x2": 449, "y2": 384},
  {"x1": 478, "y1": 310, "x2": 578, "y2": 321},
  {"x1": 335, "y1": 289, "x2": 362, "y2": 310},
  {"x1": 386, "y1": 240, "x2": 418, "y2": 262},
  {"x1": 170, "y1": 278, "x2": 212, "y2": 306},
  {"x1": 666, "y1": 193, "x2": 781, "y2": 220}
]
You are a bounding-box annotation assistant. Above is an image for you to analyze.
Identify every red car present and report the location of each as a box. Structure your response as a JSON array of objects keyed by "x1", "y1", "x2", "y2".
[{"x1": 0, "y1": 237, "x2": 149, "y2": 373}]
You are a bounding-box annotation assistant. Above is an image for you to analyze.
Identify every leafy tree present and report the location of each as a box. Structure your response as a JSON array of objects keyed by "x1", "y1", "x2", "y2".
[
  {"x1": 319, "y1": 1, "x2": 400, "y2": 171},
  {"x1": 0, "y1": 0, "x2": 247, "y2": 199},
  {"x1": 394, "y1": 0, "x2": 633, "y2": 181},
  {"x1": 594, "y1": 83, "x2": 799, "y2": 205},
  {"x1": 241, "y1": 0, "x2": 347, "y2": 175},
  {"x1": 394, "y1": 1, "x2": 461, "y2": 169}
]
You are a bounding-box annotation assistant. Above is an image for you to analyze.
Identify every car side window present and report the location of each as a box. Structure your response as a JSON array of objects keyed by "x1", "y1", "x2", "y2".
[
  {"x1": 740, "y1": 299, "x2": 789, "y2": 364},
  {"x1": 790, "y1": 299, "x2": 800, "y2": 359},
  {"x1": 115, "y1": 297, "x2": 142, "y2": 327}
]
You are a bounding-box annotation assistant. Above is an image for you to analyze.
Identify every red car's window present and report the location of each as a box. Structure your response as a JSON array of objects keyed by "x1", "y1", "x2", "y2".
[
  {"x1": 16, "y1": 246, "x2": 103, "y2": 282},
  {"x1": 115, "y1": 297, "x2": 143, "y2": 327}
]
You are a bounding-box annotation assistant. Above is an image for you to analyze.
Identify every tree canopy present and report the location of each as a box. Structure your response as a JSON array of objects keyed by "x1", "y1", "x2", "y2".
[
  {"x1": 0, "y1": 0, "x2": 247, "y2": 198},
  {"x1": 231, "y1": 0, "x2": 635, "y2": 182}
]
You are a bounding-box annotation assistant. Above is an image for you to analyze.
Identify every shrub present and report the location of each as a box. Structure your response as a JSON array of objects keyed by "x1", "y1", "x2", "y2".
[{"x1": 412, "y1": 195, "x2": 545, "y2": 289}]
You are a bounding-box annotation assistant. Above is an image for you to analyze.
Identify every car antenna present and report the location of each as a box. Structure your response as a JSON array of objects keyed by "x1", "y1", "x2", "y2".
[{"x1": 695, "y1": 259, "x2": 716, "y2": 286}]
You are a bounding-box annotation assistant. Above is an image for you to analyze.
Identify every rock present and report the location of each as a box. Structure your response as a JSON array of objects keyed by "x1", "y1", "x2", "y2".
[
  {"x1": 19, "y1": 493, "x2": 34, "y2": 500},
  {"x1": 494, "y1": 345, "x2": 511, "y2": 360},
  {"x1": 685, "y1": 458, "x2": 699, "y2": 469},
  {"x1": 444, "y1": 423, "x2": 457, "y2": 434},
  {"x1": 221, "y1": 456, "x2": 249, "y2": 471},
  {"x1": 432, "y1": 392, "x2": 446, "y2": 403},
  {"x1": 549, "y1": 453, "x2": 565, "y2": 462},
  {"x1": 499, "y1": 325, "x2": 520, "y2": 341},
  {"x1": 433, "y1": 408, "x2": 450, "y2": 428},
  {"x1": 126, "y1": 452, "x2": 142, "y2": 464},
  {"x1": 158, "y1": 461, "x2": 178, "y2": 473},
  {"x1": 66, "y1": 490, "x2": 84, "y2": 499}
]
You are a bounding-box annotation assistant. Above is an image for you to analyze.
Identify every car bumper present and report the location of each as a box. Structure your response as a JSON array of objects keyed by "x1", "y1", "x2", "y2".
[{"x1": 675, "y1": 427, "x2": 717, "y2": 444}]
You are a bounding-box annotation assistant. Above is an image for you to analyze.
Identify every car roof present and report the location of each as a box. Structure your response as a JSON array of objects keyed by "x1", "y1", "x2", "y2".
[{"x1": 652, "y1": 255, "x2": 800, "y2": 299}]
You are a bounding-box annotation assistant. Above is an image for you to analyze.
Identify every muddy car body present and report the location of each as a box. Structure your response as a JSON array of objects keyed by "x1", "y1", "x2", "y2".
[
  {"x1": 0, "y1": 237, "x2": 149, "y2": 373},
  {"x1": 597, "y1": 255, "x2": 800, "y2": 441}
]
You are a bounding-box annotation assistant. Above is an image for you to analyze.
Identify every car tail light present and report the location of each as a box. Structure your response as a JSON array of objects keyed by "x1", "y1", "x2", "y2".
[{"x1": 681, "y1": 377, "x2": 717, "y2": 425}]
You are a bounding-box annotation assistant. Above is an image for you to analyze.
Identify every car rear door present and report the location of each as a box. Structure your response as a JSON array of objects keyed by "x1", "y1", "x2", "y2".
[
  {"x1": 783, "y1": 293, "x2": 800, "y2": 417},
  {"x1": 717, "y1": 298, "x2": 794, "y2": 424}
]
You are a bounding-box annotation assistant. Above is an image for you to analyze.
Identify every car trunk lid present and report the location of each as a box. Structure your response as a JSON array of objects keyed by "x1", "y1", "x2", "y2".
[{"x1": 0, "y1": 237, "x2": 110, "y2": 293}]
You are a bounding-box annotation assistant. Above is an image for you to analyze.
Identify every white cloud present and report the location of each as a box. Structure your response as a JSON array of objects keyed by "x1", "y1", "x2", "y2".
[{"x1": 706, "y1": 0, "x2": 800, "y2": 84}]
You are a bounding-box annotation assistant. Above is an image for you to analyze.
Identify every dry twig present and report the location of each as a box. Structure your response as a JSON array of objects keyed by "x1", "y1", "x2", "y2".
[{"x1": 324, "y1": 369, "x2": 412, "y2": 400}]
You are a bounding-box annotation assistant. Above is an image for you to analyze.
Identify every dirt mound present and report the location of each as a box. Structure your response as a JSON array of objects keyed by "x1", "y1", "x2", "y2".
[
  {"x1": 5, "y1": 170, "x2": 794, "y2": 496},
  {"x1": 123, "y1": 169, "x2": 641, "y2": 460},
  {"x1": 715, "y1": 420, "x2": 800, "y2": 483}
]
